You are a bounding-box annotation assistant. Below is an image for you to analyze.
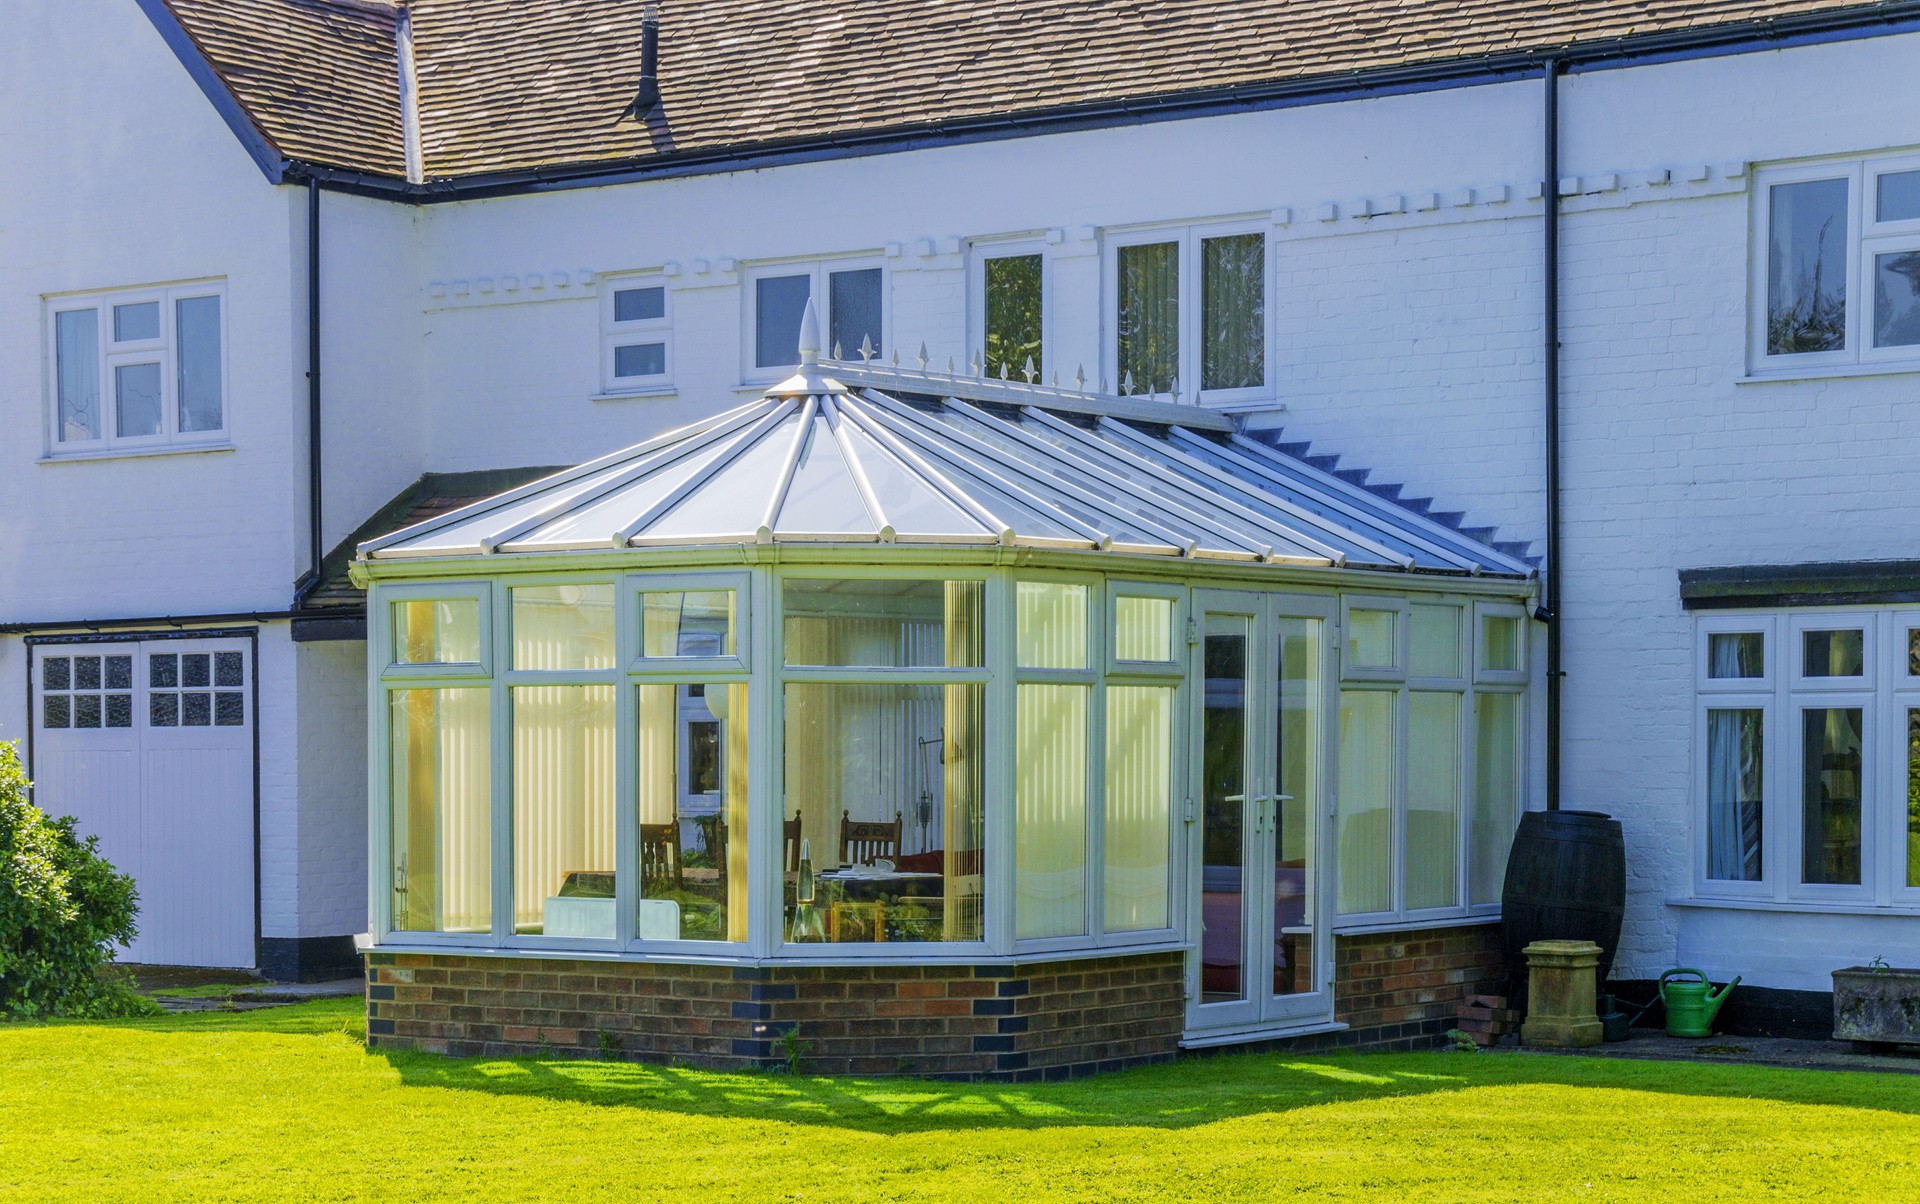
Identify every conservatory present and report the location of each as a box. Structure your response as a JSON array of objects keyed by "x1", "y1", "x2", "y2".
[{"x1": 357, "y1": 337, "x2": 1536, "y2": 1077}]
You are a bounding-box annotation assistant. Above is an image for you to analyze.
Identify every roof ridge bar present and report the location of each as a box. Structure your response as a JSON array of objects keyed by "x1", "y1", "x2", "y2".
[
  {"x1": 820, "y1": 395, "x2": 894, "y2": 541},
  {"x1": 1220, "y1": 431, "x2": 1534, "y2": 575},
  {"x1": 359, "y1": 397, "x2": 770, "y2": 555},
  {"x1": 1067, "y1": 412, "x2": 1412, "y2": 569},
  {"x1": 477, "y1": 399, "x2": 791, "y2": 552},
  {"x1": 1169, "y1": 427, "x2": 1490, "y2": 573},
  {"x1": 916, "y1": 395, "x2": 1275, "y2": 562},
  {"x1": 609, "y1": 400, "x2": 806, "y2": 547},
  {"x1": 756, "y1": 396, "x2": 819, "y2": 541},
  {"x1": 850, "y1": 393, "x2": 1153, "y2": 552}
]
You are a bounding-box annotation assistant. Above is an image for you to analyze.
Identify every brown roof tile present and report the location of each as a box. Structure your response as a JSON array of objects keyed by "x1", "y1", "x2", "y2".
[
  {"x1": 159, "y1": 1, "x2": 1886, "y2": 184},
  {"x1": 163, "y1": 0, "x2": 407, "y2": 177}
]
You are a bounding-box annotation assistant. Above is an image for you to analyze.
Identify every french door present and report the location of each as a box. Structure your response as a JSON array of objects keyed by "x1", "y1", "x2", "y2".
[{"x1": 1186, "y1": 591, "x2": 1336, "y2": 1036}]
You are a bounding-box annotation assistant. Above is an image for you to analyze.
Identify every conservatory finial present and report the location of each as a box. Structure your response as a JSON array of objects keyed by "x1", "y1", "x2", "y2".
[{"x1": 797, "y1": 298, "x2": 821, "y2": 367}]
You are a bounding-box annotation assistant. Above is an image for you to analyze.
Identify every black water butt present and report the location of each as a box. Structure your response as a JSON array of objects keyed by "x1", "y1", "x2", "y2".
[{"x1": 1500, "y1": 810, "x2": 1627, "y2": 992}]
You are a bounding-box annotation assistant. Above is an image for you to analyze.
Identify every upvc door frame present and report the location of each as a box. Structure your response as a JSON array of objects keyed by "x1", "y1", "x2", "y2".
[{"x1": 1184, "y1": 589, "x2": 1338, "y2": 1040}]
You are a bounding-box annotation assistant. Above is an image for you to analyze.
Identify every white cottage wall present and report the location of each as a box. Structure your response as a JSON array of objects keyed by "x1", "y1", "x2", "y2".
[{"x1": 0, "y1": 1, "x2": 307, "y2": 622}]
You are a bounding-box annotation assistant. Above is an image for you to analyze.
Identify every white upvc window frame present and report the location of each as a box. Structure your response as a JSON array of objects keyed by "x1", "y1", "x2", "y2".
[
  {"x1": 496, "y1": 573, "x2": 625, "y2": 954},
  {"x1": 1094, "y1": 579, "x2": 1187, "y2": 949},
  {"x1": 742, "y1": 255, "x2": 887, "y2": 383},
  {"x1": 769, "y1": 566, "x2": 998, "y2": 959},
  {"x1": 370, "y1": 579, "x2": 500, "y2": 949},
  {"x1": 381, "y1": 581, "x2": 494, "y2": 678},
  {"x1": 1333, "y1": 590, "x2": 1521, "y2": 928},
  {"x1": 1690, "y1": 606, "x2": 1920, "y2": 910},
  {"x1": 1692, "y1": 614, "x2": 1776, "y2": 899},
  {"x1": 968, "y1": 236, "x2": 1052, "y2": 380},
  {"x1": 622, "y1": 569, "x2": 755, "y2": 958},
  {"x1": 1102, "y1": 218, "x2": 1273, "y2": 407},
  {"x1": 1339, "y1": 594, "x2": 1408, "y2": 683},
  {"x1": 1009, "y1": 571, "x2": 1102, "y2": 955},
  {"x1": 43, "y1": 280, "x2": 230, "y2": 457},
  {"x1": 1749, "y1": 152, "x2": 1920, "y2": 376},
  {"x1": 600, "y1": 273, "x2": 674, "y2": 394}
]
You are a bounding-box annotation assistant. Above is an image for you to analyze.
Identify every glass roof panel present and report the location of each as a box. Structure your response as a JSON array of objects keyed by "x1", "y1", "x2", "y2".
[
  {"x1": 643, "y1": 410, "x2": 805, "y2": 540},
  {"x1": 775, "y1": 415, "x2": 877, "y2": 536},
  {"x1": 390, "y1": 460, "x2": 640, "y2": 553},
  {"x1": 834, "y1": 419, "x2": 985, "y2": 538},
  {"x1": 511, "y1": 437, "x2": 742, "y2": 547}
]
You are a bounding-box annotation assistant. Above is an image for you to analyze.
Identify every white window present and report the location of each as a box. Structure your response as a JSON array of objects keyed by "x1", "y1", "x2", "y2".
[
  {"x1": 1335, "y1": 594, "x2": 1525, "y2": 924},
  {"x1": 45, "y1": 283, "x2": 227, "y2": 454},
  {"x1": 1105, "y1": 223, "x2": 1268, "y2": 404},
  {"x1": 1693, "y1": 607, "x2": 1920, "y2": 906},
  {"x1": 1751, "y1": 154, "x2": 1920, "y2": 374},
  {"x1": 969, "y1": 240, "x2": 1047, "y2": 381},
  {"x1": 745, "y1": 258, "x2": 883, "y2": 379},
  {"x1": 601, "y1": 276, "x2": 673, "y2": 393}
]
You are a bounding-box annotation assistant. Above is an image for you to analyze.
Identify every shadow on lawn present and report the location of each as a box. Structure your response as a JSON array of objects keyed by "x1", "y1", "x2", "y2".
[{"x1": 374, "y1": 1042, "x2": 1920, "y2": 1135}]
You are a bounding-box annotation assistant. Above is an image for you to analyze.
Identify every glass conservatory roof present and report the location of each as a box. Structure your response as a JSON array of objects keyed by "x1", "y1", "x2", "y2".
[{"x1": 362, "y1": 363, "x2": 1532, "y2": 578}]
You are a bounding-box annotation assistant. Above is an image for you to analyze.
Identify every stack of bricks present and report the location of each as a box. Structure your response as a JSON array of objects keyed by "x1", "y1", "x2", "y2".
[
  {"x1": 1451, "y1": 994, "x2": 1518, "y2": 1046},
  {"x1": 1330, "y1": 923, "x2": 1507, "y2": 1049},
  {"x1": 365, "y1": 950, "x2": 1184, "y2": 1081}
]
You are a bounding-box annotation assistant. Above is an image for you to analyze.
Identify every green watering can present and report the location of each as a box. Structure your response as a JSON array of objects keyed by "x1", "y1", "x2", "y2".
[{"x1": 1659, "y1": 968, "x2": 1740, "y2": 1037}]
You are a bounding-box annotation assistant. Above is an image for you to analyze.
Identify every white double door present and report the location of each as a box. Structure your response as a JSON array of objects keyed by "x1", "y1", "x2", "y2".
[
  {"x1": 30, "y1": 637, "x2": 254, "y2": 969},
  {"x1": 1187, "y1": 591, "x2": 1336, "y2": 1036}
]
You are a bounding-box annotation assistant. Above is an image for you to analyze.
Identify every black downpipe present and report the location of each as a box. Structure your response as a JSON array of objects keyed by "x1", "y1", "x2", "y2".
[
  {"x1": 297, "y1": 178, "x2": 323, "y2": 602},
  {"x1": 1542, "y1": 60, "x2": 1562, "y2": 811}
]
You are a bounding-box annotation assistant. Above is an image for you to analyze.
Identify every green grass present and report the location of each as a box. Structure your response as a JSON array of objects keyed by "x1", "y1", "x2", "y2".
[
  {"x1": 4, "y1": 1000, "x2": 1919, "y2": 1201},
  {"x1": 142, "y1": 981, "x2": 260, "y2": 1000}
]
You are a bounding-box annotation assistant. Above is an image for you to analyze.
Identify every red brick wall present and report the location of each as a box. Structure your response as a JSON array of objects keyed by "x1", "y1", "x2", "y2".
[
  {"x1": 1331, "y1": 923, "x2": 1507, "y2": 1048},
  {"x1": 365, "y1": 925, "x2": 1504, "y2": 1075},
  {"x1": 365, "y1": 951, "x2": 1185, "y2": 1080}
]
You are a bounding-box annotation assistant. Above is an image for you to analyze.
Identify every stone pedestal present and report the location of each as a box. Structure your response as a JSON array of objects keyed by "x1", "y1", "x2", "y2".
[{"x1": 1519, "y1": 940, "x2": 1603, "y2": 1048}]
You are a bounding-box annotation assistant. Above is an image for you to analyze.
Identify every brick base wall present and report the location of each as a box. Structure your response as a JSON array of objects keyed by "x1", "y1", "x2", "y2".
[
  {"x1": 1330, "y1": 923, "x2": 1507, "y2": 1049},
  {"x1": 366, "y1": 951, "x2": 1185, "y2": 1080}
]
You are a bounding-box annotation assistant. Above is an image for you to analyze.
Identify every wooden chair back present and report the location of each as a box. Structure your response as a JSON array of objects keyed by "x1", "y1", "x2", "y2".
[
  {"x1": 783, "y1": 814, "x2": 803, "y2": 873},
  {"x1": 640, "y1": 822, "x2": 682, "y2": 891},
  {"x1": 840, "y1": 809, "x2": 902, "y2": 866}
]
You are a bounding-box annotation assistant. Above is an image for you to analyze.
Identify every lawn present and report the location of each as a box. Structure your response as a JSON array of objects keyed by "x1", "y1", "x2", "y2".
[{"x1": 3, "y1": 1001, "x2": 1918, "y2": 1202}]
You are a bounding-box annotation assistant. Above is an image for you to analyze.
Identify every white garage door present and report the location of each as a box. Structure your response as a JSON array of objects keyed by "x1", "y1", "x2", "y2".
[{"x1": 30, "y1": 637, "x2": 254, "y2": 969}]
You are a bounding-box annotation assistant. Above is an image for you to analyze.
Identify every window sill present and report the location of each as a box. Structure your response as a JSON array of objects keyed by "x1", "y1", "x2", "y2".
[
  {"x1": 369, "y1": 938, "x2": 1193, "y2": 966},
  {"x1": 591, "y1": 385, "x2": 679, "y2": 403},
  {"x1": 1333, "y1": 912, "x2": 1500, "y2": 936},
  {"x1": 38, "y1": 441, "x2": 235, "y2": 465},
  {"x1": 1737, "y1": 361, "x2": 1920, "y2": 386},
  {"x1": 1667, "y1": 895, "x2": 1920, "y2": 918}
]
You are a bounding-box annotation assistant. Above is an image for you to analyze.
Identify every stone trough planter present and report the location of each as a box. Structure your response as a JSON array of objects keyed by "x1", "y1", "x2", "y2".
[{"x1": 1832, "y1": 966, "x2": 1920, "y2": 1052}]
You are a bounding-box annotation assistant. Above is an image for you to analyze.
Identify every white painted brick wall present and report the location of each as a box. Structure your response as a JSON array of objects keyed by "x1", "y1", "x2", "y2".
[
  {"x1": 11, "y1": 8, "x2": 1920, "y2": 989},
  {"x1": 295, "y1": 640, "x2": 368, "y2": 938}
]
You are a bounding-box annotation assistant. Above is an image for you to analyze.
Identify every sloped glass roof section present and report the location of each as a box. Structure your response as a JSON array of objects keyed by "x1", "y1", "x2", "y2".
[{"x1": 362, "y1": 363, "x2": 1531, "y2": 578}]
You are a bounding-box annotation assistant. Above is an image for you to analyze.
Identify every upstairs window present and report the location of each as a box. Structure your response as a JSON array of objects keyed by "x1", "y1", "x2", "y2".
[
  {"x1": 1754, "y1": 155, "x2": 1920, "y2": 372},
  {"x1": 601, "y1": 277, "x2": 673, "y2": 392},
  {"x1": 46, "y1": 283, "x2": 226, "y2": 454},
  {"x1": 1108, "y1": 224, "x2": 1267, "y2": 403},
  {"x1": 974, "y1": 244, "x2": 1045, "y2": 380},
  {"x1": 748, "y1": 259, "x2": 883, "y2": 377}
]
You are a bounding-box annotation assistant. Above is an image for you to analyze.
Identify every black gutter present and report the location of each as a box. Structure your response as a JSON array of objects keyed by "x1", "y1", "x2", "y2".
[
  {"x1": 295, "y1": 179, "x2": 324, "y2": 603},
  {"x1": 266, "y1": 2, "x2": 1920, "y2": 204},
  {"x1": 1541, "y1": 60, "x2": 1562, "y2": 812},
  {"x1": 0, "y1": 610, "x2": 309, "y2": 637}
]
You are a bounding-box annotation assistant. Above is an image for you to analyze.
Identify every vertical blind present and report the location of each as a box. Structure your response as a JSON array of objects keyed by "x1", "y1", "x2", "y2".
[{"x1": 390, "y1": 687, "x2": 491, "y2": 933}]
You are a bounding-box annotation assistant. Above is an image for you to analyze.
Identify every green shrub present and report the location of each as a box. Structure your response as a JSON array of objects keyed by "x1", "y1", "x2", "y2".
[{"x1": 0, "y1": 739, "x2": 157, "y2": 1019}]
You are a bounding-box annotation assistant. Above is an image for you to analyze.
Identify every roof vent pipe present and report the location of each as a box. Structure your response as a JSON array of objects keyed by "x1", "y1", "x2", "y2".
[{"x1": 630, "y1": 3, "x2": 662, "y2": 118}]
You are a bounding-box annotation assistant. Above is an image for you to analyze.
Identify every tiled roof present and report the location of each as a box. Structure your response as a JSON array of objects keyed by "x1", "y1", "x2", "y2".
[
  {"x1": 159, "y1": 1, "x2": 1888, "y2": 185},
  {"x1": 162, "y1": 0, "x2": 408, "y2": 178}
]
